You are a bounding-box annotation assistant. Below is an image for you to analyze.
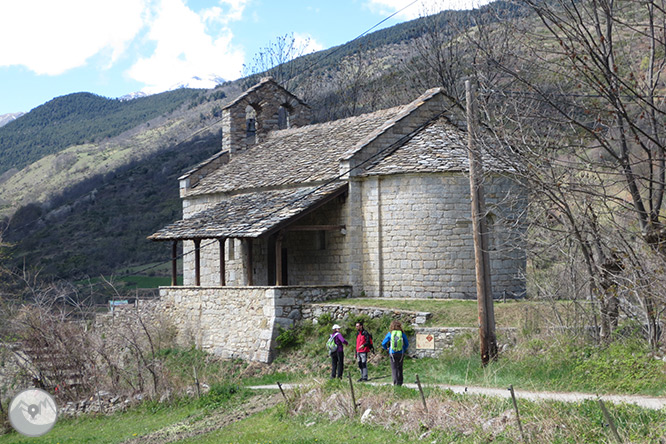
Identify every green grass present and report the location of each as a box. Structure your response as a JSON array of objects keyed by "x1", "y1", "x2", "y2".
[
  {"x1": 402, "y1": 335, "x2": 666, "y2": 396},
  {"x1": 177, "y1": 407, "x2": 418, "y2": 444},
  {"x1": 115, "y1": 275, "x2": 182, "y2": 289},
  {"x1": 0, "y1": 400, "x2": 202, "y2": 444},
  {"x1": 327, "y1": 297, "x2": 592, "y2": 328},
  {"x1": 76, "y1": 274, "x2": 182, "y2": 290}
]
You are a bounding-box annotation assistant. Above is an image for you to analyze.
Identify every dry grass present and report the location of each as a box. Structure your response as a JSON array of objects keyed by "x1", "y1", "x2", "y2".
[{"x1": 291, "y1": 384, "x2": 520, "y2": 441}]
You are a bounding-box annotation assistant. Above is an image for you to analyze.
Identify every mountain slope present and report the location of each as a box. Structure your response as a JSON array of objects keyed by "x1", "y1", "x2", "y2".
[{"x1": 0, "y1": 89, "x2": 202, "y2": 176}]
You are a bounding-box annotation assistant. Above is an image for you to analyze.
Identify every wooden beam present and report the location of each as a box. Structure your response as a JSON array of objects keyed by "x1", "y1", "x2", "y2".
[
  {"x1": 275, "y1": 233, "x2": 283, "y2": 286},
  {"x1": 219, "y1": 238, "x2": 226, "y2": 286},
  {"x1": 283, "y1": 225, "x2": 345, "y2": 232},
  {"x1": 244, "y1": 239, "x2": 254, "y2": 286},
  {"x1": 194, "y1": 239, "x2": 201, "y2": 287},
  {"x1": 171, "y1": 241, "x2": 178, "y2": 286}
]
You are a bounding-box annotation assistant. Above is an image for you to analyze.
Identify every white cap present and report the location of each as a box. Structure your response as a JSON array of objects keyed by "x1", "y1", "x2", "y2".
[{"x1": 332, "y1": 324, "x2": 341, "y2": 330}]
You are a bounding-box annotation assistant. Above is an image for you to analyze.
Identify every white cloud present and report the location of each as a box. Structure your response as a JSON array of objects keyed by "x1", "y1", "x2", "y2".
[
  {"x1": 127, "y1": 0, "x2": 246, "y2": 93},
  {"x1": 293, "y1": 33, "x2": 324, "y2": 55},
  {"x1": 0, "y1": 0, "x2": 147, "y2": 75},
  {"x1": 367, "y1": 0, "x2": 492, "y2": 20}
]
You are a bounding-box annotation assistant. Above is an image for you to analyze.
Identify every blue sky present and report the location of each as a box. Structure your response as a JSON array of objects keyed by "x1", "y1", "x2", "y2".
[{"x1": 0, "y1": 0, "x2": 489, "y2": 115}]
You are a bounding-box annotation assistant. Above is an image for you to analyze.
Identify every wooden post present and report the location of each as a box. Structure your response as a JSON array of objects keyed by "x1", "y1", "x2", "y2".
[
  {"x1": 244, "y1": 239, "x2": 254, "y2": 286},
  {"x1": 508, "y1": 385, "x2": 526, "y2": 442},
  {"x1": 347, "y1": 373, "x2": 357, "y2": 414},
  {"x1": 193, "y1": 365, "x2": 201, "y2": 398},
  {"x1": 276, "y1": 232, "x2": 283, "y2": 286},
  {"x1": 219, "y1": 238, "x2": 226, "y2": 286},
  {"x1": 194, "y1": 239, "x2": 201, "y2": 286},
  {"x1": 415, "y1": 374, "x2": 427, "y2": 412},
  {"x1": 277, "y1": 381, "x2": 288, "y2": 402},
  {"x1": 598, "y1": 398, "x2": 623, "y2": 443},
  {"x1": 466, "y1": 79, "x2": 498, "y2": 365},
  {"x1": 171, "y1": 241, "x2": 178, "y2": 286}
]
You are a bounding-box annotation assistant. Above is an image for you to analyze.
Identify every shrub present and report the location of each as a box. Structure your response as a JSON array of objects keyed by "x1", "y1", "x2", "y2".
[{"x1": 276, "y1": 326, "x2": 300, "y2": 349}]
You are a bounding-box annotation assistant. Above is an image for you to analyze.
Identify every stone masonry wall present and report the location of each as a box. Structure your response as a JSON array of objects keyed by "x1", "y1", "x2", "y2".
[
  {"x1": 287, "y1": 196, "x2": 350, "y2": 286},
  {"x1": 358, "y1": 172, "x2": 526, "y2": 299},
  {"x1": 302, "y1": 303, "x2": 431, "y2": 326},
  {"x1": 159, "y1": 285, "x2": 351, "y2": 363}
]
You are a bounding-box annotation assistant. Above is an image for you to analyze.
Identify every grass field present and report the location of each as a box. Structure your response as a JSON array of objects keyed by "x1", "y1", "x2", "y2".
[{"x1": 328, "y1": 297, "x2": 594, "y2": 329}]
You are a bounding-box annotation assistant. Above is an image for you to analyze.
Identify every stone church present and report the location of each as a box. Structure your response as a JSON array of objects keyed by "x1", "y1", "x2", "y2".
[{"x1": 149, "y1": 78, "x2": 526, "y2": 362}]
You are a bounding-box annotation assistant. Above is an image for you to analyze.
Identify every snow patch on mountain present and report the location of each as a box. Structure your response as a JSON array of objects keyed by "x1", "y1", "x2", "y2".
[{"x1": 0, "y1": 112, "x2": 25, "y2": 127}]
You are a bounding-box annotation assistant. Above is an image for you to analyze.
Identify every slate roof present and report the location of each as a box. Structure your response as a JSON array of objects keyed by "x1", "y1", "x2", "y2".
[
  {"x1": 187, "y1": 105, "x2": 406, "y2": 196},
  {"x1": 363, "y1": 116, "x2": 502, "y2": 176},
  {"x1": 364, "y1": 116, "x2": 470, "y2": 175},
  {"x1": 148, "y1": 181, "x2": 348, "y2": 240}
]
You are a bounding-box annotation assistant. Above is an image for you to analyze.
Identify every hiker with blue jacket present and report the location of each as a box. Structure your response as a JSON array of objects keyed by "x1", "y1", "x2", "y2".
[
  {"x1": 381, "y1": 320, "x2": 409, "y2": 386},
  {"x1": 329, "y1": 324, "x2": 348, "y2": 379}
]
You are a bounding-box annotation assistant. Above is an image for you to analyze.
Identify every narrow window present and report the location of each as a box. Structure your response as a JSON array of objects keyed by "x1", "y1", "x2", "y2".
[
  {"x1": 278, "y1": 105, "x2": 290, "y2": 129},
  {"x1": 245, "y1": 105, "x2": 257, "y2": 144},
  {"x1": 316, "y1": 231, "x2": 326, "y2": 250}
]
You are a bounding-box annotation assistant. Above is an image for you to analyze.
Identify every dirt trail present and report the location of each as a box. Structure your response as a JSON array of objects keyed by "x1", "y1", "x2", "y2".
[{"x1": 247, "y1": 382, "x2": 666, "y2": 410}]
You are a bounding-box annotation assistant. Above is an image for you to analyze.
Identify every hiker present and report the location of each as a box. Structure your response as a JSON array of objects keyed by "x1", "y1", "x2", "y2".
[
  {"x1": 355, "y1": 321, "x2": 374, "y2": 381},
  {"x1": 329, "y1": 324, "x2": 348, "y2": 379},
  {"x1": 381, "y1": 320, "x2": 409, "y2": 386}
]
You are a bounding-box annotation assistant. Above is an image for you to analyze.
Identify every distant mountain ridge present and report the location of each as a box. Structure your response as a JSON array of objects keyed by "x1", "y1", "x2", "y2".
[{"x1": 119, "y1": 74, "x2": 226, "y2": 101}]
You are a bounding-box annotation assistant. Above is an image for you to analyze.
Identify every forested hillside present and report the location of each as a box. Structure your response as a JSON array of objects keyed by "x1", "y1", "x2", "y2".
[{"x1": 0, "y1": 89, "x2": 202, "y2": 175}]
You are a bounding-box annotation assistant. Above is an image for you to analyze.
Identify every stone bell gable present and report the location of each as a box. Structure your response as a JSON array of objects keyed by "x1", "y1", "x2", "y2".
[{"x1": 221, "y1": 77, "x2": 312, "y2": 154}]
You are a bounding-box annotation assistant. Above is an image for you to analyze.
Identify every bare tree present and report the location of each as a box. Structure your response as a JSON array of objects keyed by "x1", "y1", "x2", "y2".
[
  {"x1": 464, "y1": 0, "x2": 666, "y2": 343},
  {"x1": 242, "y1": 32, "x2": 316, "y2": 92}
]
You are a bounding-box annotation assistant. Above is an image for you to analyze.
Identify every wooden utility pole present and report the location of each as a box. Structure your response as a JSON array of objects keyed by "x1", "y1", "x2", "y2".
[{"x1": 466, "y1": 80, "x2": 498, "y2": 365}]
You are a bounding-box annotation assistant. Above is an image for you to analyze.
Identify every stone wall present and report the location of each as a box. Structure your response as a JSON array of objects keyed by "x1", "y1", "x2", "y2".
[
  {"x1": 409, "y1": 326, "x2": 517, "y2": 358},
  {"x1": 159, "y1": 285, "x2": 351, "y2": 363},
  {"x1": 302, "y1": 303, "x2": 431, "y2": 326},
  {"x1": 357, "y1": 172, "x2": 526, "y2": 299}
]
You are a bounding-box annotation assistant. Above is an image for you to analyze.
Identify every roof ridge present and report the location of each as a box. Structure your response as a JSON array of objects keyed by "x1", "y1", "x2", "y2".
[
  {"x1": 341, "y1": 87, "x2": 444, "y2": 162},
  {"x1": 222, "y1": 77, "x2": 309, "y2": 111}
]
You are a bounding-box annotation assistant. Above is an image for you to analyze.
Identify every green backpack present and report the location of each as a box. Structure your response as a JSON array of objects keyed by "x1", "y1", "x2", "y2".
[
  {"x1": 326, "y1": 334, "x2": 338, "y2": 354},
  {"x1": 390, "y1": 330, "x2": 403, "y2": 352}
]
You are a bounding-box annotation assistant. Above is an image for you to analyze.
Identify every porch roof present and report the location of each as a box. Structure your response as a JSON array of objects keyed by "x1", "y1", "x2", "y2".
[{"x1": 148, "y1": 181, "x2": 348, "y2": 241}]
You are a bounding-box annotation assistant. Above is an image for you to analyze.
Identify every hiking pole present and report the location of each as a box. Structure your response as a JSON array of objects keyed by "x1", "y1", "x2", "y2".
[
  {"x1": 508, "y1": 385, "x2": 526, "y2": 442},
  {"x1": 415, "y1": 374, "x2": 428, "y2": 412}
]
